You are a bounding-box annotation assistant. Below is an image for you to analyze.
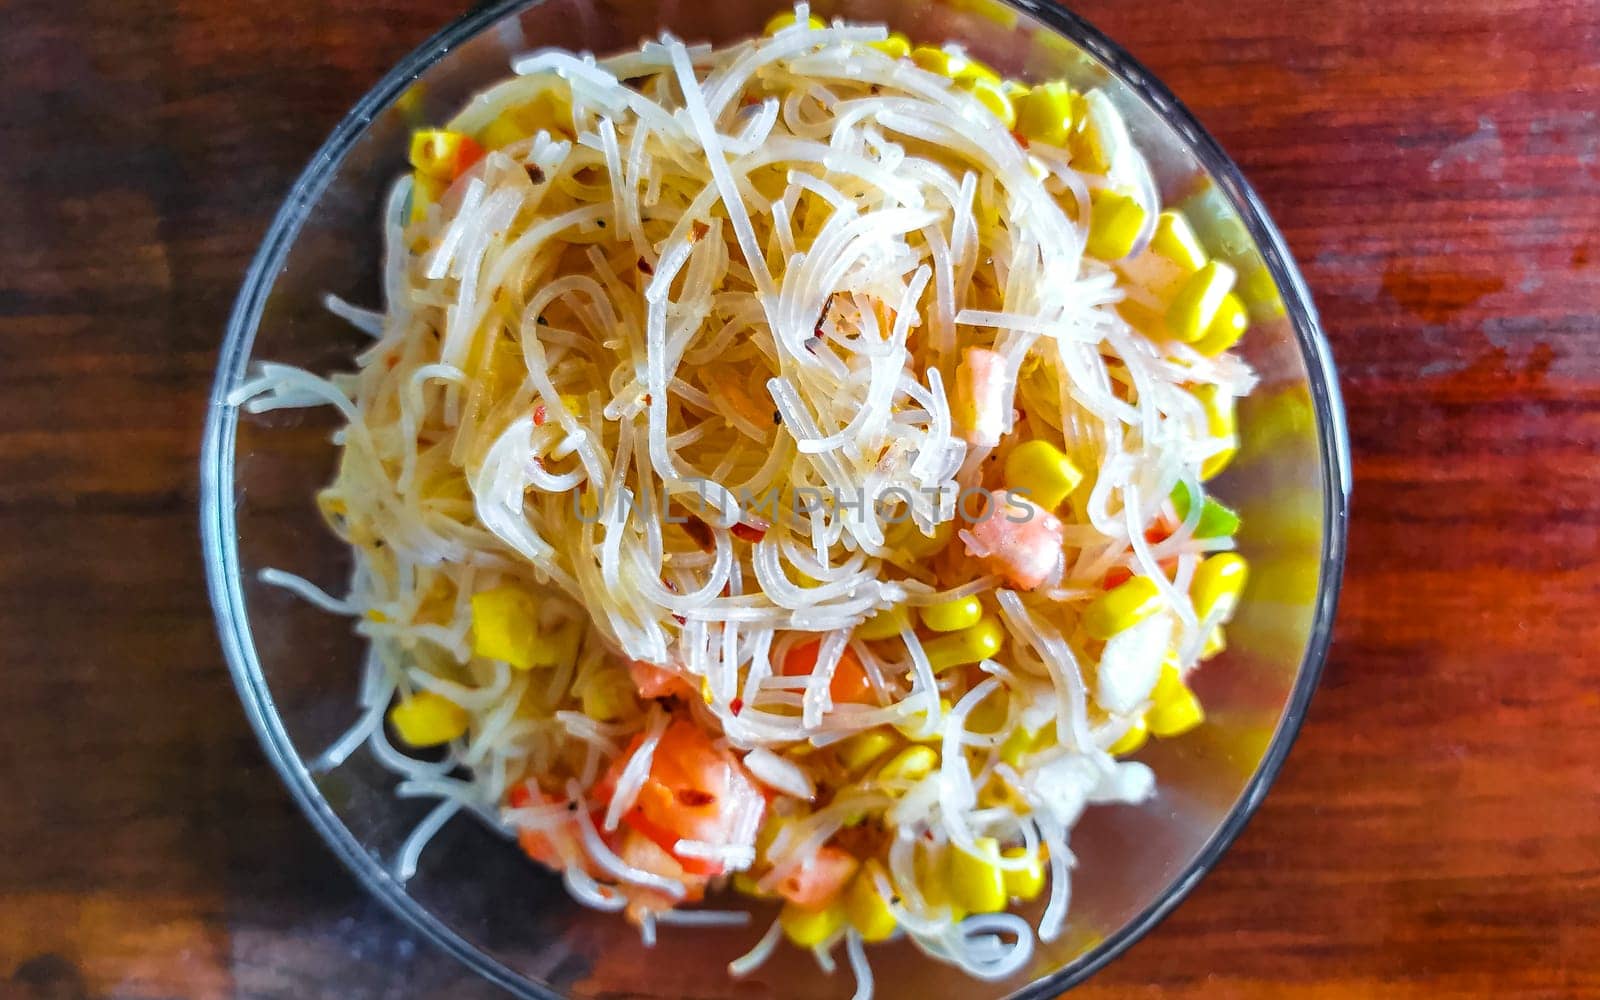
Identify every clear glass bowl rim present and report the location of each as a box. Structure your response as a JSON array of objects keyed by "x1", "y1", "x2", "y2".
[{"x1": 198, "y1": 1, "x2": 1353, "y2": 995}]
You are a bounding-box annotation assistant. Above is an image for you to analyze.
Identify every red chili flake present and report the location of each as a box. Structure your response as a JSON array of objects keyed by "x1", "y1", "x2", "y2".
[
  {"x1": 532, "y1": 403, "x2": 547, "y2": 427},
  {"x1": 672, "y1": 614, "x2": 687, "y2": 625},
  {"x1": 1011, "y1": 131, "x2": 1029, "y2": 149},
  {"x1": 642, "y1": 393, "x2": 653, "y2": 406},
  {"x1": 681, "y1": 513, "x2": 714, "y2": 552},
  {"x1": 1103, "y1": 566, "x2": 1133, "y2": 590},
  {"x1": 729, "y1": 697, "x2": 744, "y2": 716},
  {"x1": 662, "y1": 577, "x2": 680, "y2": 593},
  {"x1": 385, "y1": 355, "x2": 398, "y2": 370},
  {"x1": 1145, "y1": 522, "x2": 1173, "y2": 545},
  {"x1": 730, "y1": 520, "x2": 769, "y2": 543},
  {"x1": 814, "y1": 292, "x2": 836, "y2": 340},
  {"x1": 676, "y1": 788, "x2": 716, "y2": 808},
  {"x1": 637, "y1": 257, "x2": 654, "y2": 275},
  {"x1": 690, "y1": 221, "x2": 710, "y2": 243},
  {"x1": 525, "y1": 164, "x2": 546, "y2": 184}
]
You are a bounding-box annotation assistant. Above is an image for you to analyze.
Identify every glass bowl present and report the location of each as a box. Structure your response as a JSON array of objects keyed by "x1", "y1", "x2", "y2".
[{"x1": 200, "y1": 0, "x2": 1351, "y2": 996}]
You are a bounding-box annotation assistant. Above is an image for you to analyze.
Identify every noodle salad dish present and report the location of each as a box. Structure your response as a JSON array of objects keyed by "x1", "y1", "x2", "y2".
[{"x1": 231, "y1": 8, "x2": 1258, "y2": 993}]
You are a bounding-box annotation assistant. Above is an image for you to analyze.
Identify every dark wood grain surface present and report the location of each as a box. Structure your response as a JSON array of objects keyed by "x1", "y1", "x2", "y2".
[{"x1": 1, "y1": 0, "x2": 1597, "y2": 996}]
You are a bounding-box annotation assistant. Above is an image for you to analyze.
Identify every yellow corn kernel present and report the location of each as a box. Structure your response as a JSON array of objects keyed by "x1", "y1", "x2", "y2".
[
  {"x1": 1001, "y1": 846, "x2": 1046, "y2": 900},
  {"x1": 1241, "y1": 262, "x2": 1287, "y2": 319},
  {"x1": 1149, "y1": 684, "x2": 1204, "y2": 737},
  {"x1": 999, "y1": 724, "x2": 1048, "y2": 767},
  {"x1": 389, "y1": 691, "x2": 469, "y2": 747},
  {"x1": 1192, "y1": 293, "x2": 1249, "y2": 357},
  {"x1": 1194, "y1": 383, "x2": 1237, "y2": 480},
  {"x1": 1202, "y1": 447, "x2": 1236, "y2": 481},
  {"x1": 961, "y1": 76, "x2": 1016, "y2": 129},
  {"x1": 481, "y1": 88, "x2": 575, "y2": 149},
  {"x1": 948, "y1": 838, "x2": 1008, "y2": 914},
  {"x1": 952, "y1": 57, "x2": 1000, "y2": 85},
  {"x1": 836, "y1": 730, "x2": 897, "y2": 774},
  {"x1": 920, "y1": 595, "x2": 983, "y2": 633},
  {"x1": 1152, "y1": 659, "x2": 1185, "y2": 705},
  {"x1": 1004, "y1": 439, "x2": 1084, "y2": 511},
  {"x1": 922, "y1": 617, "x2": 1004, "y2": 672},
  {"x1": 1014, "y1": 80, "x2": 1072, "y2": 146},
  {"x1": 910, "y1": 45, "x2": 957, "y2": 76},
  {"x1": 733, "y1": 870, "x2": 778, "y2": 899},
  {"x1": 869, "y1": 32, "x2": 912, "y2": 59},
  {"x1": 408, "y1": 170, "x2": 447, "y2": 224},
  {"x1": 1108, "y1": 715, "x2": 1149, "y2": 755},
  {"x1": 876, "y1": 745, "x2": 938, "y2": 784},
  {"x1": 580, "y1": 667, "x2": 635, "y2": 722},
  {"x1": 1166, "y1": 260, "x2": 1238, "y2": 343},
  {"x1": 764, "y1": 10, "x2": 826, "y2": 34},
  {"x1": 967, "y1": 693, "x2": 1009, "y2": 734},
  {"x1": 408, "y1": 129, "x2": 479, "y2": 181},
  {"x1": 899, "y1": 518, "x2": 955, "y2": 557},
  {"x1": 1086, "y1": 190, "x2": 1148, "y2": 261},
  {"x1": 1192, "y1": 553, "x2": 1249, "y2": 622},
  {"x1": 845, "y1": 861, "x2": 899, "y2": 942},
  {"x1": 478, "y1": 117, "x2": 521, "y2": 151},
  {"x1": 1149, "y1": 210, "x2": 1208, "y2": 271},
  {"x1": 917, "y1": 851, "x2": 964, "y2": 921},
  {"x1": 779, "y1": 902, "x2": 846, "y2": 946},
  {"x1": 1202, "y1": 624, "x2": 1227, "y2": 659},
  {"x1": 471, "y1": 586, "x2": 541, "y2": 669},
  {"x1": 1082, "y1": 576, "x2": 1162, "y2": 641},
  {"x1": 856, "y1": 604, "x2": 911, "y2": 640}
]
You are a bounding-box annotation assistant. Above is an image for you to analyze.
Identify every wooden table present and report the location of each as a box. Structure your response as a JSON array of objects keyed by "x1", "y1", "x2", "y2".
[{"x1": 1, "y1": 0, "x2": 1596, "y2": 996}]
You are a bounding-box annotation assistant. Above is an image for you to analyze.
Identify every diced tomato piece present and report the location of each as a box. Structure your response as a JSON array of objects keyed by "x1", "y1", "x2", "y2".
[
  {"x1": 453, "y1": 135, "x2": 487, "y2": 178},
  {"x1": 776, "y1": 844, "x2": 859, "y2": 910},
  {"x1": 780, "y1": 640, "x2": 873, "y2": 704},
  {"x1": 730, "y1": 519, "x2": 769, "y2": 543},
  {"x1": 962, "y1": 490, "x2": 1064, "y2": 590},
  {"x1": 629, "y1": 659, "x2": 695, "y2": 700},
  {"x1": 533, "y1": 403, "x2": 547, "y2": 427},
  {"x1": 618, "y1": 827, "x2": 708, "y2": 920},
  {"x1": 1103, "y1": 565, "x2": 1133, "y2": 590},
  {"x1": 505, "y1": 782, "x2": 574, "y2": 871},
  {"x1": 601, "y1": 719, "x2": 766, "y2": 877}
]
